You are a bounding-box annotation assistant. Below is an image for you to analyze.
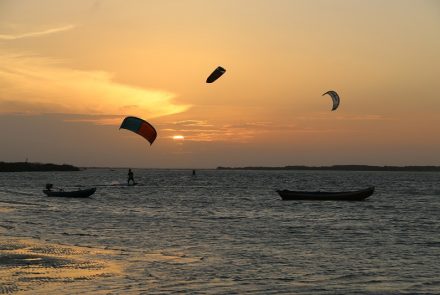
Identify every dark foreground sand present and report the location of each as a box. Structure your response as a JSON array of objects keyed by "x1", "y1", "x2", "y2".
[
  {"x1": 0, "y1": 201, "x2": 204, "y2": 294},
  {"x1": 0, "y1": 237, "x2": 122, "y2": 294}
]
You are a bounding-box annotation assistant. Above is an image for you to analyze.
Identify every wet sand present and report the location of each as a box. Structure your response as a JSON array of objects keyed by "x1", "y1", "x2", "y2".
[
  {"x1": 0, "y1": 237, "x2": 208, "y2": 294},
  {"x1": 0, "y1": 237, "x2": 122, "y2": 294},
  {"x1": 0, "y1": 198, "x2": 205, "y2": 294}
]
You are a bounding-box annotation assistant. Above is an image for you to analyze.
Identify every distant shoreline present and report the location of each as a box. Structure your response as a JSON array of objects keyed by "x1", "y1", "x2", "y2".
[
  {"x1": 216, "y1": 165, "x2": 440, "y2": 172},
  {"x1": 0, "y1": 162, "x2": 80, "y2": 172},
  {"x1": 2, "y1": 163, "x2": 439, "y2": 172}
]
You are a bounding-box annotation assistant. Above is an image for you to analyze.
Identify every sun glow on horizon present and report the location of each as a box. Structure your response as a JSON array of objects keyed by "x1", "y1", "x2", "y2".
[{"x1": 172, "y1": 135, "x2": 185, "y2": 140}]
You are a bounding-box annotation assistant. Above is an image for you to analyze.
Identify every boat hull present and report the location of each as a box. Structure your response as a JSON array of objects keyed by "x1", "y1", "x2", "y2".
[
  {"x1": 43, "y1": 188, "x2": 96, "y2": 198},
  {"x1": 277, "y1": 187, "x2": 374, "y2": 201}
]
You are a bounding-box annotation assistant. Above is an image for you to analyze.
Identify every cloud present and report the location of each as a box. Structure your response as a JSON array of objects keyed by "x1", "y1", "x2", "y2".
[
  {"x1": 296, "y1": 113, "x2": 389, "y2": 121},
  {"x1": 159, "y1": 120, "x2": 331, "y2": 143},
  {"x1": 0, "y1": 25, "x2": 77, "y2": 40},
  {"x1": 0, "y1": 52, "x2": 189, "y2": 121},
  {"x1": 333, "y1": 114, "x2": 390, "y2": 121},
  {"x1": 160, "y1": 120, "x2": 214, "y2": 128}
]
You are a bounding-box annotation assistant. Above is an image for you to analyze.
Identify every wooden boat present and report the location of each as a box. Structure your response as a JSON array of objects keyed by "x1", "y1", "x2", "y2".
[
  {"x1": 276, "y1": 186, "x2": 374, "y2": 201},
  {"x1": 43, "y1": 187, "x2": 96, "y2": 198}
]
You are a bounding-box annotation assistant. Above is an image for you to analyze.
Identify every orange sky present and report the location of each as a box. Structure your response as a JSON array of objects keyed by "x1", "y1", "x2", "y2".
[{"x1": 1, "y1": 0, "x2": 439, "y2": 168}]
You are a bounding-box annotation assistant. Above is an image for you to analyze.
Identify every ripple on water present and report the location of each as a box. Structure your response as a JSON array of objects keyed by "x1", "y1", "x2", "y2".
[{"x1": 1, "y1": 169, "x2": 440, "y2": 294}]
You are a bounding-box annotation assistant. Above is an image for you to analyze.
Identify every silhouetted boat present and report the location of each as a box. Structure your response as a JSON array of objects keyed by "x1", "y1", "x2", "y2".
[
  {"x1": 276, "y1": 186, "x2": 374, "y2": 201},
  {"x1": 43, "y1": 187, "x2": 96, "y2": 198}
]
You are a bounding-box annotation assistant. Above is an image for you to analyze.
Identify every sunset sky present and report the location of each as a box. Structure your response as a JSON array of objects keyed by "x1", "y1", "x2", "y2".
[{"x1": 1, "y1": 0, "x2": 439, "y2": 168}]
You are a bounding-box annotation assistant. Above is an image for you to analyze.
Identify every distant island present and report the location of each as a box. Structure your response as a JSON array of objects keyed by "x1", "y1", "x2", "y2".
[
  {"x1": 217, "y1": 165, "x2": 440, "y2": 172},
  {"x1": 0, "y1": 162, "x2": 80, "y2": 172}
]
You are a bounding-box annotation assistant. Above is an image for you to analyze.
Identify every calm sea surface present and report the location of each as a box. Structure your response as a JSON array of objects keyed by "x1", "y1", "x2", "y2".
[{"x1": 0, "y1": 169, "x2": 439, "y2": 294}]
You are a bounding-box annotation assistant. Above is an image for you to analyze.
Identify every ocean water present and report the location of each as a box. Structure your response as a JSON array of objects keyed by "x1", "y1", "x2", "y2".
[{"x1": 0, "y1": 169, "x2": 439, "y2": 294}]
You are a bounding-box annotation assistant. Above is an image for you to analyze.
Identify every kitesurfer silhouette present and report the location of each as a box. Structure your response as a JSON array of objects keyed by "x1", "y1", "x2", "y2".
[{"x1": 127, "y1": 169, "x2": 135, "y2": 185}]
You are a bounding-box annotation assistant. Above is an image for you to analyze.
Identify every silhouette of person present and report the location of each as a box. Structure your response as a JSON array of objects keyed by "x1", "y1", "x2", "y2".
[
  {"x1": 127, "y1": 169, "x2": 135, "y2": 185},
  {"x1": 192, "y1": 169, "x2": 196, "y2": 176}
]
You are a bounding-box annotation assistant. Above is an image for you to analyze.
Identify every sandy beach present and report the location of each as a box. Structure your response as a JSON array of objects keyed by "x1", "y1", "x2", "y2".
[
  {"x1": 0, "y1": 235, "x2": 122, "y2": 294},
  {"x1": 1, "y1": 200, "x2": 121, "y2": 294},
  {"x1": 0, "y1": 200, "x2": 205, "y2": 294}
]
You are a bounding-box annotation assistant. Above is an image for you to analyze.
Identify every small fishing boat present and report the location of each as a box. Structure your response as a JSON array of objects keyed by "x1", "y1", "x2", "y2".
[
  {"x1": 276, "y1": 186, "x2": 375, "y2": 201},
  {"x1": 43, "y1": 184, "x2": 96, "y2": 198}
]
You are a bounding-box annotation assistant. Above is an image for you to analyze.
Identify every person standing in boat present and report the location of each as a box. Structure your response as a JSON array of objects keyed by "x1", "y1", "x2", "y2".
[{"x1": 127, "y1": 169, "x2": 135, "y2": 185}]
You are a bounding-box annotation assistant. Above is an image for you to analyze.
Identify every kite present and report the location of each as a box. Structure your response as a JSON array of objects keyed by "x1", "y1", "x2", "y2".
[
  {"x1": 322, "y1": 90, "x2": 340, "y2": 111},
  {"x1": 119, "y1": 116, "x2": 157, "y2": 145},
  {"x1": 206, "y1": 66, "x2": 226, "y2": 83}
]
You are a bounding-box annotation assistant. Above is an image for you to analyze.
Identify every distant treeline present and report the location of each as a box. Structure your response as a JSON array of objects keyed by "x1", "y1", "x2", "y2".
[
  {"x1": 0, "y1": 162, "x2": 80, "y2": 172},
  {"x1": 217, "y1": 165, "x2": 440, "y2": 172}
]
